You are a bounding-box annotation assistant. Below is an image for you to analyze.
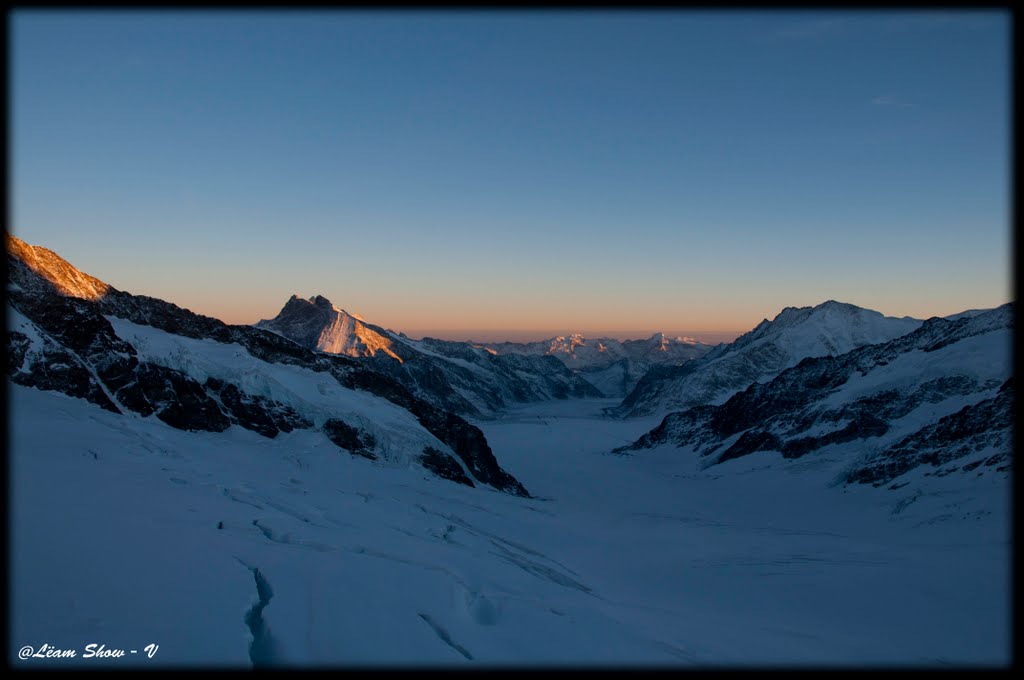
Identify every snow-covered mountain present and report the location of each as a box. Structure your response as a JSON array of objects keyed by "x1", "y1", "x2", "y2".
[
  {"x1": 8, "y1": 234, "x2": 1010, "y2": 667},
  {"x1": 612, "y1": 301, "x2": 924, "y2": 418},
  {"x1": 10, "y1": 352, "x2": 1011, "y2": 667},
  {"x1": 257, "y1": 294, "x2": 403, "y2": 361},
  {"x1": 482, "y1": 332, "x2": 713, "y2": 397},
  {"x1": 615, "y1": 304, "x2": 1013, "y2": 491},
  {"x1": 944, "y1": 307, "x2": 996, "y2": 321},
  {"x1": 256, "y1": 295, "x2": 602, "y2": 418},
  {"x1": 6, "y1": 234, "x2": 528, "y2": 496}
]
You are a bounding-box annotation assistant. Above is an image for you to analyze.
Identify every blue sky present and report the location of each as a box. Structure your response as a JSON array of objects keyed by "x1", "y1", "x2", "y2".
[{"x1": 11, "y1": 10, "x2": 1010, "y2": 341}]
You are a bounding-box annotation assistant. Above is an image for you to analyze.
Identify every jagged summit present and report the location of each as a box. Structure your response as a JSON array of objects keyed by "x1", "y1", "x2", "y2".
[
  {"x1": 256, "y1": 294, "x2": 402, "y2": 362},
  {"x1": 645, "y1": 332, "x2": 671, "y2": 350},
  {"x1": 283, "y1": 294, "x2": 342, "y2": 313}
]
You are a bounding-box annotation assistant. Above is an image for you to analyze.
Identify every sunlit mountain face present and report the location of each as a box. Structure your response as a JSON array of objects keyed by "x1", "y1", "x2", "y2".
[
  {"x1": 7, "y1": 235, "x2": 1012, "y2": 668},
  {"x1": 257, "y1": 294, "x2": 405, "y2": 362}
]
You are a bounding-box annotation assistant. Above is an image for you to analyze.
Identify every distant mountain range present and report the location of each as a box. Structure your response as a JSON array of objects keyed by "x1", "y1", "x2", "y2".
[{"x1": 480, "y1": 333, "x2": 713, "y2": 397}]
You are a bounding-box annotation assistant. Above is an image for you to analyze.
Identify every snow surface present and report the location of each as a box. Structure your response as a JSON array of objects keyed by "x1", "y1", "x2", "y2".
[
  {"x1": 105, "y1": 316, "x2": 448, "y2": 466},
  {"x1": 10, "y1": 388, "x2": 1010, "y2": 668}
]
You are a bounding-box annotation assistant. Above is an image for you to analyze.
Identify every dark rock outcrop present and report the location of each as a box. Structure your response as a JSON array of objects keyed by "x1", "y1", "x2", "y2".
[
  {"x1": 323, "y1": 418, "x2": 377, "y2": 459},
  {"x1": 847, "y1": 379, "x2": 1013, "y2": 486},
  {"x1": 205, "y1": 377, "x2": 312, "y2": 438},
  {"x1": 134, "y1": 363, "x2": 232, "y2": 432},
  {"x1": 7, "y1": 328, "x2": 121, "y2": 414},
  {"x1": 420, "y1": 446, "x2": 475, "y2": 487}
]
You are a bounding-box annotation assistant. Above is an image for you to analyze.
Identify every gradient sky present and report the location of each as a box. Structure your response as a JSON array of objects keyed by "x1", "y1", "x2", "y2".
[{"x1": 11, "y1": 10, "x2": 1011, "y2": 342}]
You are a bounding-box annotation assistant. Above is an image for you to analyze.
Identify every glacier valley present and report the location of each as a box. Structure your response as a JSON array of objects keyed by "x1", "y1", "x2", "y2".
[{"x1": 10, "y1": 388, "x2": 1010, "y2": 667}]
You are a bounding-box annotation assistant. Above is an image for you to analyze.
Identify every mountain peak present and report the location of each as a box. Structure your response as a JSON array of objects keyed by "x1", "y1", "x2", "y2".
[
  {"x1": 7, "y1": 234, "x2": 113, "y2": 301},
  {"x1": 770, "y1": 300, "x2": 873, "y2": 329},
  {"x1": 616, "y1": 301, "x2": 926, "y2": 418},
  {"x1": 814, "y1": 299, "x2": 861, "y2": 313},
  {"x1": 310, "y1": 294, "x2": 335, "y2": 309},
  {"x1": 749, "y1": 301, "x2": 922, "y2": 348},
  {"x1": 257, "y1": 294, "x2": 402, "y2": 362}
]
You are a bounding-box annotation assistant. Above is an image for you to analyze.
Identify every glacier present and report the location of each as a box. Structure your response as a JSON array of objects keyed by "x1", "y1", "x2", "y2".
[{"x1": 10, "y1": 387, "x2": 1010, "y2": 667}]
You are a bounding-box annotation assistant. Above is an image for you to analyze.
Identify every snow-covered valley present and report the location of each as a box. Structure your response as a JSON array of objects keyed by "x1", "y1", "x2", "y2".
[
  {"x1": 11, "y1": 388, "x2": 1010, "y2": 667},
  {"x1": 9, "y1": 10, "x2": 1013, "y2": 670}
]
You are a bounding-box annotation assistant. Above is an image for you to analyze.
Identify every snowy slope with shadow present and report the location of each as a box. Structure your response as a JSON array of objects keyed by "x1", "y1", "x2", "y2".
[
  {"x1": 615, "y1": 304, "x2": 1012, "y2": 492},
  {"x1": 612, "y1": 301, "x2": 923, "y2": 419},
  {"x1": 6, "y1": 235, "x2": 527, "y2": 496},
  {"x1": 10, "y1": 389, "x2": 1010, "y2": 667}
]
